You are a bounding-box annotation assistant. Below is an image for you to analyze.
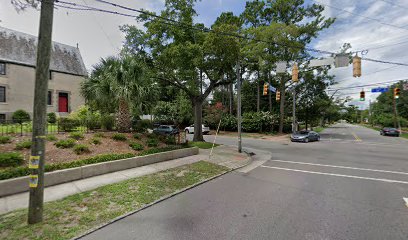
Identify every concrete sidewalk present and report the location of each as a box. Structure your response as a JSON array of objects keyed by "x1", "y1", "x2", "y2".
[{"x1": 0, "y1": 145, "x2": 250, "y2": 215}]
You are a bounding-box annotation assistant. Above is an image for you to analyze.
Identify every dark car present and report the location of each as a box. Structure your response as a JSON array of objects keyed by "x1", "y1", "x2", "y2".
[
  {"x1": 153, "y1": 125, "x2": 180, "y2": 135},
  {"x1": 380, "y1": 127, "x2": 400, "y2": 137},
  {"x1": 291, "y1": 130, "x2": 320, "y2": 143}
]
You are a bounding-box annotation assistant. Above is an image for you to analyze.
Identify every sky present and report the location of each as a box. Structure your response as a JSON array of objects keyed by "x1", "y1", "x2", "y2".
[{"x1": 1, "y1": 0, "x2": 408, "y2": 109}]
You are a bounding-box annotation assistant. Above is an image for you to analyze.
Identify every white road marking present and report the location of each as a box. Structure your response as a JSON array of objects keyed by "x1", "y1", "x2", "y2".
[
  {"x1": 269, "y1": 160, "x2": 408, "y2": 176},
  {"x1": 404, "y1": 198, "x2": 408, "y2": 208},
  {"x1": 260, "y1": 165, "x2": 408, "y2": 185}
]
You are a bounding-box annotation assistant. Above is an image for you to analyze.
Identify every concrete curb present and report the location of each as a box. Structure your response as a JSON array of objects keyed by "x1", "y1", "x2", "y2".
[
  {"x1": 0, "y1": 147, "x2": 199, "y2": 197},
  {"x1": 73, "y1": 152, "x2": 254, "y2": 240}
]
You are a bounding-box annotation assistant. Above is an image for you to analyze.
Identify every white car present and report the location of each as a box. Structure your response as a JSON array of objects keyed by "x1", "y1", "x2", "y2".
[{"x1": 185, "y1": 124, "x2": 210, "y2": 134}]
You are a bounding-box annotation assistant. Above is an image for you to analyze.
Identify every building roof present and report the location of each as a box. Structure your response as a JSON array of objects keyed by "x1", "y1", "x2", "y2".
[{"x1": 0, "y1": 26, "x2": 87, "y2": 76}]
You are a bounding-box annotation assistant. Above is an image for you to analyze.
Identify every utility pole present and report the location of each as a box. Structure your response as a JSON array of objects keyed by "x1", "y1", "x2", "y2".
[
  {"x1": 292, "y1": 87, "x2": 297, "y2": 133},
  {"x1": 236, "y1": 61, "x2": 242, "y2": 153},
  {"x1": 393, "y1": 95, "x2": 397, "y2": 128},
  {"x1": 28, "y1": 0, "x2": 54, "y2": 224}
]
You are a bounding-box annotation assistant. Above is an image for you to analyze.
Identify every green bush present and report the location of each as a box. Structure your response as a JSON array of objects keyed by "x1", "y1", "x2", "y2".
[
  {"x1": 69, "y1": 132, "x2": 84, "y2": 140},
  {"x1": 221, "y1": 114, "x2": 237, "y2": 131},
  {"x1": 90, "y1": 137, "x2": 101, "y2": 145},
  {"x1": 12, "y1": 109, "x2": 30, "y2": 123},
  {"x1": 101, "y1": 114, "x2": 115, "y2": 131},
  {"x1": 242, "y1": 112, "x2": 277, "y2": 133},
  {"x1": 15, "y1": 141, "x2": 32, "y2": 150},
  {"x1": 47, "y1": 112, "x2": 57, "y2": 124},
  {"x1": 55, "y1": 139, "x2": 76, "y2": 149},
  {"x1": 133, "y1": 133, "x2": 142, "y2": 140},
  {"x1": 73, "y1": 144, "x2": 91, "y2": 155},
  {"x1": 46, "y1": 135, "x2": 58, "y2": 141},
  {"x1": 133, "y1": 119, "x2": 152, "y2": 133},
  {"x1": 94, "y1": 132, "x2": 105, "y2": 138},
  {"x1": 112, "y1": 133, "x2": 127, "y2": 141},
  {"x1": 164, "y1": 135, "x2": 176, "y2": 145},
  {"x1": 0, "y1": 152, "x2": 24, "y2": 167},
  {"x1": 146, "y1": 138, "x2": 159, "y2": 147},
  {"x1": 146, "y1": 133, "x2": 158, "y2": 139},
  {"x1": 58, "y1": 118, "x2": 80, "y2": 132},
  {"x1": 0, "y1": 136, "x2": 11, "y2": 144},
  {"x1": 129, "y1": 142, "x2": 144, "y2": 151},
  {"x1": 0, "y1": 147, "x2": 189, "y2": 180}
]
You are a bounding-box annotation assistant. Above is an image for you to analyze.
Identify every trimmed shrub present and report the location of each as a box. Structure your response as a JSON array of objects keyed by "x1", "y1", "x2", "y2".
[
  {"x1": 46, "y1": 135, "x2": 58, "y2": 141},
  {"x1": 146, "y1": 133, "x2": 158, "y2": 139},
  {"x1": 90, "y1": 137, "x2": 101, "y2": 145},
  {"x1": 101, "y1": 114, "x2": 115, "y2": 131},
  {"x1": 69, "y1": 132, "x2": 84, "y2": 140},
  {"x1": 0, "y1": 147, "x2": 189, "y2": 180},
  {"x1": 94, "y1": 132, "x2": 105, "y2": 138},
  {"x1": 73, "y1": 144, "x2": 91, "y2": 155},
  {"x1": 0, "y1": 152, "x2": 24, "y2": 167},
  {"x1": 164, "y1": 135, "x2": 176, "y2": 145},
  {"x1": 112, "y1": 133, "x2": 127, "y2": 141},
  {"x1": 12, "y1": 109, "x2": 30, "y2": 123},
  {"x1": 55, "y1": 139, "x2": 76, "y2": 149},
  {"x1": 133, "y1": 133, "x2": 142, "y2": 140},
  {"x1": 47, "y1": 112, "x2": 57, "y2": 124},
  {"x1": 133, "y1": 119, "x2": 152, "y2": 133},
  {"x1": 146, "y1": 138, "x2": 159, "y2": 147},
  {"x1": 58, "y1": 118, "x2": 80, "y2": 132},
  {"x1": 15, "y1": 141, "x2": 32, "y2": 150},
  {"x1": 129, "y1": 142, "x2": 144, "y2": 151},
  {"x1": 0, "y1": 136, "x2": 11, "y2": 144}
]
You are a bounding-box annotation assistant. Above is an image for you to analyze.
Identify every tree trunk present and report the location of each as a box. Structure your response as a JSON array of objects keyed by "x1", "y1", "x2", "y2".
[
  {"x1": 279, "y1": 76, "x2": 286, "y2": 134},
  {"x1": 117, "y1": 98, "x2": 131, "y2": 132},
  {"x1": 268, "y1": 72, "x2": 272, "y2": 112},
  {"x1": 193, "y1": 99, "x2": 204, "y2": 142},
  {"x1": 28, "y1": 0, "x2": 55, "y2": 224},
  {"x1": 229, "y1": 82, "x2": 233, "y2": 114},
  {"x1": 257, "y1": 70, "x2": 260, "y2": 112}
]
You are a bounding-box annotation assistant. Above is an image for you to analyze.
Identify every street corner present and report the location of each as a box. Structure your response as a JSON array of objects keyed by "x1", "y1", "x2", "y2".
[{"x1": 206, "y1": 145, "x2": 253, "y2": 170}]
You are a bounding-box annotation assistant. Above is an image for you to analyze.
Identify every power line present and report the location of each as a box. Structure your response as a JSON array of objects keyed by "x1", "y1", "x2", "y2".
[
  {"x1": 55, "y1": 0, "x2": 408, "y2": 67},
  {"x1": 328, "y1": 78, "x2": 407, "y2": 91},
  {"x1": 312, "y1": 0, "x2": 408, "y2": 32}
]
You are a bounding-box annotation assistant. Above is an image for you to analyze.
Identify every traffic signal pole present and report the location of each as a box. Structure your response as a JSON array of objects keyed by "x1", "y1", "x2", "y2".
[
  {"x1": 236, "y1": 61, "x2": 242, "y2": 153},
  {"x1": 292, "y1": 87, "x2": 297, "y2": 132},
  {"x1": 393, "y1": 94, "x2": 397, "y2": 128}
]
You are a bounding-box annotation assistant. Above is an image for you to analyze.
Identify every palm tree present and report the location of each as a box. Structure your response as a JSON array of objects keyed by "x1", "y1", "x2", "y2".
[{"x1": 81, "y1": 56, "x2": 156, "y2": 132}]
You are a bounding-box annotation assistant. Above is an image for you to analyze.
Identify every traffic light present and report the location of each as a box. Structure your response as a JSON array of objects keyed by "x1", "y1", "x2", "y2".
[
  {"x1": 292, "y1": 63, "x2": 299, "y2": 82},
  {"x1": 353, "y1": 55, "x2": 361, "y2": 77},
  {"x1": 360, "y1": 90, "x2": 365, "y2": 101},
  {"x1": 394, "y1": 88, "x2": 401, "y2": 99},
  {"x1": 276, "y1": 91, "x2": 281, "y2": 101},
  {"x1": 263, "y1": 83, "x2": 268, "y2": 96}
]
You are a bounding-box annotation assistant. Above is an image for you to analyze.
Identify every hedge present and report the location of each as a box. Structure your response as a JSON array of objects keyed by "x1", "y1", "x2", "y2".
[
  {"x1": 0, "y1": 152, "x2": 24, "y2": 167},
  {"x1": 0, "y1": 146, "x2": 187, "y2": 180}
]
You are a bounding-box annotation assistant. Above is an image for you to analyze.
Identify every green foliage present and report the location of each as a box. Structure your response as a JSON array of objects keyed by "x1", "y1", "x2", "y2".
[
  {"x1": 90, "y1": 137, "x2": 102, "y2": 145},
  {"x1": 55, "y1": 139, "x2": 76, "y2": 149},
  {"x1": 0, "y1": 152, "x2": 24, "y2": 167},
  {"x1": 146, "y1": 133, "x2": 157, "y2": 139},
  {"x1": 163, "y1": 135, "x2": 176, "y2": 145},
  {"x1": 47, "y1": 112, "x2": 57, "y2": 124},
  {"x1": 146, "y1": 138, "x2": 159, "y2": 147},
  {"x1": 129, "y1": 142, "x2": 144, "y2": 151},
  {"x1": 153, "y1": 101, "x2": 175, "y2": 124},
  {"x1": 221, "y1": 114, "x2": 237, "y2": 131},
  {"x1": 46, "y1": 135, "x2": 58, "y2": 141},
  {"x1": 58, "y1": 118, "x2": 80, "y2": 132},
  {"x1": 0, "y1": 136, "x2": 11, "y2": 144},
  {"x1": 133, "y1": 133, "x2": 142, "y2": 140},
  {"x1": 12, "y1": 109, "x2": 30, "y2": 123},
  {"x1": 94, "y1": 132, "x2": 105, "y2": 138},
  {"x1": 188, "y1": 141, "x2": 219, "y2": 149},
  {"x1": 133, "y1": 119, "x2": 152, "y2": 133},
  {"x1": 100, "y1": 114, "x2": 115, "y2": 131},
  {"x1": 204, "y1": 102, "x2": 226, "y2": 130},
  {"x1": 69, "y1": 132, "x2": 84, "y2": 140},
  {"x1": 241, "y1": 112, "x2": 277, "y2": 133},
  {"x1": 112, "y1": 133, "x2": 127, "y2": 141},
  {"x1": 0, "y1": 147, "x2": 188, "y2": 180},
  {"x1": 73, "y1": 144, "x2": 91, "y2": 155},
  {"x1": 69, "y1": 105, "x2": 101, "y2": 130},
  {"x1": 15, "y1": 141, "x2": 32, "y2": 150}
]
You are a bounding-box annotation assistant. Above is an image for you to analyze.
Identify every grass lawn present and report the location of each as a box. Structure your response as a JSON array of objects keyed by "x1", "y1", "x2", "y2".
[
  {"x1": 188, "y1": 141, "x2": 220, "y2": 149},
  {"x1": 0, "y1": 161, "x2": 228, "y2": 240},
  {"x1": 401, "y1": 133, "x2": 408, "y2": 139},
  {"x1": 313, "y1": 127, "x2": 325, "y2": 133}
]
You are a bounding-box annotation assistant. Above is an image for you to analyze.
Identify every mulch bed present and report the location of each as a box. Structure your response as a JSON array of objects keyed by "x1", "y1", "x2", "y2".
[{"x1": 0, "y1": 132, "x2": 166, "y2": 166}]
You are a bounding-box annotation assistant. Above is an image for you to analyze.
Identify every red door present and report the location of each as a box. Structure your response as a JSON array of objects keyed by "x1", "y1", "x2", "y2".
[{"x1": 58, "y1": 93, "x2": 68, "y2": 112}]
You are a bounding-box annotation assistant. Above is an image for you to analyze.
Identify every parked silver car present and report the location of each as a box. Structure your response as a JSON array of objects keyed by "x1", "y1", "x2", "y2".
[
  {"x1": 184, "y1": 124, "x2": 210, "y2": 134},
  {"x1": 291, "y1": 130, "x2": 320, "y2": 143}
]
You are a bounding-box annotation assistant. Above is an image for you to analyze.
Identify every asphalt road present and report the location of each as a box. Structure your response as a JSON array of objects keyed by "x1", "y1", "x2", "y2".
[{"x1": 81, "y1": 123, "x2": 408, "y2": 240}]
